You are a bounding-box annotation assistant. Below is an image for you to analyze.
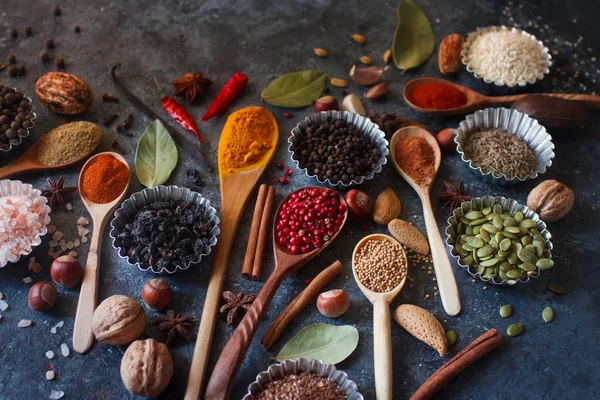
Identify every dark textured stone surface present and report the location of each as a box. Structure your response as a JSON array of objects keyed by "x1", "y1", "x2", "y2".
[{"x1": 1, "y1": 0, "x2": 599, "y2": 399}]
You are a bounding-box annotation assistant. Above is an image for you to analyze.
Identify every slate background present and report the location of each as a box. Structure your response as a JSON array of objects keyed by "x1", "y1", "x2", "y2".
[{"x1": 1, "y1": 0, "x2": 599, "y2": 399}]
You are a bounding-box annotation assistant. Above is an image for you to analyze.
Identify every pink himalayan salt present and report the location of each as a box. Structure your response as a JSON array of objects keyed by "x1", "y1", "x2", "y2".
[{"x1": 0, "y1": 195, "x2": 48, "y2": 266}]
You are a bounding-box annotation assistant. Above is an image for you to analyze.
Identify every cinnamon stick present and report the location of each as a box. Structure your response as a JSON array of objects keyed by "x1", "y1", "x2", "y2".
[
  {"x1": 251, "y1": 185, "x2": 275, "y2": 280},
  {"x1": 241, "y1": 184, "x2": 268, "y2": 279},
  {"x1": 261, "y1": 260, "x2": 343, "y2": 349},
  {"x1": 410, "y1": 328, "x2": 503, "y2": 400}
]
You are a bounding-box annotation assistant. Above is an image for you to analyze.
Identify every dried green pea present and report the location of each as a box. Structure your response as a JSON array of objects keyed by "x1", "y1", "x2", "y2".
[
  {"x1": 507, "y1": 323, "x2": 524, "y2": 337},
  {"x1": 499, "y1": 305, "x2": 512, "y2": 318},
  {"x1": 536, "y1": 258, "x2": 554, "y2": 270},
  {"x1": 446, "y1": 330, "x2": 457, "y2": 346},
  {"x1": 542, "y1": 307, "x2": 554, "y2": 323}
]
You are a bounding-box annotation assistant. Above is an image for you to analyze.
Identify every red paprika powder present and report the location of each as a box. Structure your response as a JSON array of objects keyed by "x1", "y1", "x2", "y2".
[
  {"x1": 409, "y1": 83, "x2": 467, "y2": 110},
  {"x1": 81, "y1": 154, "x2": 129, "y2": 204}
]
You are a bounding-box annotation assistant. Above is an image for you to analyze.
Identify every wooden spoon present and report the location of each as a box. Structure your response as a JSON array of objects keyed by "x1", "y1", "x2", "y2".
[
  {"x1": 352, "y1": 234, "x2": 407, "y2": 400},
  {"x1": 204, "y1": 186, "x2": 349, "y2": 400},
  {"x1": 403, "y1": 77, "x2": 600, "y2": 116},
  {"x1": 390, "y1": 126, "x2": 460, "y2": 316},
  {"x1": 72, "y1": 152, "x2": 130, "y2": 353},
  {"x1": 0, "y1": 129, "x2": 101, "y2": 179}
]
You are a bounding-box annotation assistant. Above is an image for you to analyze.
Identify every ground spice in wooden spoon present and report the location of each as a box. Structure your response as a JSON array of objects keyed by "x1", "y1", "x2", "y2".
[
  {"x1": 394, "y1": 136, "x2": 436, "y2": 186},
  {"x1": 37, "y1": 121, "x2": 102, "y2": 166}
]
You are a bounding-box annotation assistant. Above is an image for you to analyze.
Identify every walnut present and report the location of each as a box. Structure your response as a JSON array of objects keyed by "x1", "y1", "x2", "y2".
[
  {"x1": 120, "y1": 339, "x2": 173, "y2": 397},
  {"x1": 92, "y1": 295, "x2": 146, "y2": 345},
  {"x1": 527, "y1": 180, "x2": 574, "y2": 223}
]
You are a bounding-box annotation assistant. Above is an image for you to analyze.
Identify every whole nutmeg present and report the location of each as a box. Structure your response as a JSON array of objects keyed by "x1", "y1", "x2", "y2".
[
  {"x1": 436, "y1": 128, "x2": 456, "y2": 153},
  {"x1": 373, "y1": 188, "x2": 401, "y2": 225},
  {"x1": 28, "y1": 281, "x2": 57, "y2": 311},
  {"x1": 314, "y1": 95, "x2": 339, "y2": 113},
  {"x1": 344, "y1": 189, "x2": 372, "y2": 220},
  {"x1": 438, "y1": 33, "x2": 464, "y2": 75},
  {"x1": 92, "y1": 295, "x2": 146, "y2": 345},
  {"x1": 34, "y1": 71, "x2": 93, "y2": 114},
  {"x1": 50, "y1": 255, "x2": 82, "y2": 288},
  {"x1": 527, "y1": 180, "x2": 574, "y2": 223},
  {"x1": 142, "y1": 279, "x2": 172, "y2": 311},
  {"x1": 317, "y1": 289, "x2": 350, "y2": 318},
  {"x1": 120, "y1": 338, "x2": 173, "y2": 397}
]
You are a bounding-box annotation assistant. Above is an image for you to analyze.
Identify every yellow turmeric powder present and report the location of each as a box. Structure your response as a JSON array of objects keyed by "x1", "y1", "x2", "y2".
[{"x1": 218, "y1": 106, "x2": 278, "y2": 171}]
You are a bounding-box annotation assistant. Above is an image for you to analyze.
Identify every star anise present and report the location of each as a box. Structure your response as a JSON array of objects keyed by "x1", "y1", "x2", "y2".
[
  {"x1": 220, "y1": 291, "x2": 256, "y2": 326},
  {"x1": 41, "y1": 176, "x2": 77, "y2": 210},
  {"x1": 439, "y1": 180, "x2": 473, "y2": 210},
  {"x1": 152, "y1": 310, "x2": 194, "y2": 346},
  {"x1": 172, "y1": 72, "x2": 212, "y2": 104}
]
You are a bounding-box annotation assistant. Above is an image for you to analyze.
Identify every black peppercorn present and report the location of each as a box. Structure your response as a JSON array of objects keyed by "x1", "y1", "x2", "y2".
[
  {"x1": 0, "y1": 63, "x2": 4, "y2": 71},
  {"x1": 25, "y1": 27, "x2": 32, "y2": 36},
  {"x1": 7, "y1": 54, "x2": 16, "y2": 64},
  {"x1": 7, "y1": 66, "x2": 18, "y2": 77},
  {"x1": 40, "y1": 51, "x2": 50, "y2": 62},
  {"x1": 55, "y1": 58, "x2": 65, "y2": 68},
  {"x1": 53, "y1": 6, "x2": 61, "y2": 16},
  {"x1": 74, "y1": 26, "x2": 81, "y2": 33},
  {"x1": 8, "y1": 28, "x2": 17, "y2": 38},
  {"x1": 45, "y1": 38, "x2": 54, "y2": 49},
  {"x1": 16, "y1": 65, "x2": 26, "y2": 75}
]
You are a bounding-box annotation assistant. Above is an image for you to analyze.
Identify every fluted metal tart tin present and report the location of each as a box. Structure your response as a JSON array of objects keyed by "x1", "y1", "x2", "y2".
[
  {"x1": 289, "y1": 110, "x2": 389, "y2": 188},
  {"x1": 243, "y1": 358, "x2": 363, "y2": 400},
  {"x1": 445, "y1": 195, "x2": 553, "y2": 285},
  {"x1": 109, "y1": 185, "x2": 220, "y2": 274},
  {"x1": 0, "y1": 92, "x2": 36, "y2": 153},
  {"x1": 454, "y1": 107, "x2": 555, "y2": 185}
]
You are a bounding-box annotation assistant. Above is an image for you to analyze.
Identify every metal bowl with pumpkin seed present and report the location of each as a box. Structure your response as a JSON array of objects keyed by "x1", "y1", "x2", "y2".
[{"x1": 445, "y1": 195, "x2": 553, "y2": 285}]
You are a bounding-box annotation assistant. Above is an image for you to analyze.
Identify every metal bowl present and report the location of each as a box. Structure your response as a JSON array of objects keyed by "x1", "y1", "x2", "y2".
[
  {"x1": 0, "y1": 90, "x2": 36, "y2": 152},
  {"x1": 445, "y1": 195, "x2": 553, "y2": 285},
  {"x1": 243, "y1": 358, "x2": 363, "y2": 400},
  {"x1": 454, "y1": 107, "x2": 555, "y2": 185},
  {"x1": 461, "y1": 26, "x2": 552, "y2": 88},
  {"x1": 0, "y1": 180, "x2": 51, "y2": 267},
  {"x1": 109, "y1": 185, "x2": 220, "y2": 274},
  {"x1": 289, "y1": 111, "x2": 389, "y2": 188}
]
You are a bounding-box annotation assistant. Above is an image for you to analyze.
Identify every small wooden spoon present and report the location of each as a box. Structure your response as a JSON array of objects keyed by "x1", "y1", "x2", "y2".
[
  {"x1": 403, "y1": 77, "x2": 600, "y2": 116},
  {"x1": 0, "y1": 131, "x2": 101, "y2": 179},
  {"x1": 72, "y1": 152, "x2": 130, "y2": 354},
  {"x1": 352, "y1": 234, "x2": 407, "y2": 400},
  {"x1": 390, "y1": 126, "x2": 460, "y2": 316},
  {"x1": 204, "y1": 186, "x2": 348, "y2": 400}
]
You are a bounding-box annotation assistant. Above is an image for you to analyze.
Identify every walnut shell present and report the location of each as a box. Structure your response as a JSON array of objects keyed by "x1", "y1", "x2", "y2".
[
  {"x1": 34, "y1": 71, "x2": 93, "y2": 114},
  {"x1": 373, "y1": 188, "x2": 401, "y2": 225},
  {"x1": 527, "y1": 179, "x2": 574, "y2": 223},
  {"x1": 120, "y1": 339, "x2": 173, "y2": 397},
  {"x1": 92, "y1": 295, "x2": 146, "y2": 345}
]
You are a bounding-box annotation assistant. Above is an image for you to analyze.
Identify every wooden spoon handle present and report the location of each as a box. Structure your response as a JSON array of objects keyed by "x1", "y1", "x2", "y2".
[
  {"x1": 421, "y1": 194, "x2": 461, "y2": 316},
  {"x1": 72, "y1": 220, "x2": 103, "y2": 353},
  {"x1": 373, "y1": 300, "x2": 393, "y2": 400},
  {"x1": 485, "y1": 93, "x2": 600, "y2": 109},
  {"x1": 0, "y1": 160, "x2": 38, "y2": 179},
  {"x1": 205, "y1": 268, "x2": 289, "y2": 400}
]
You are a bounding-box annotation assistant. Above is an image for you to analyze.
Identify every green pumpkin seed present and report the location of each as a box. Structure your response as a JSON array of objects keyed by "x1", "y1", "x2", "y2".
[
  {"x1": 500, "y1": 261, "x2": 513, "y2": 272},
  {"x1": 499, "y1": 305, "x2": 512, "y2": 318},
  {"x1": 482, "y1": 223, "x2": 499, "y2": 234},
  {"x1": 532, "y1": 238, "x2": 546, "y2": 249},
  {"x1": 499, "y1": 238, "x2": 512, "y2": 251},
  {"x1": 507, "y1": 323, "x2": 524, "y2": 337},
  {"x1": 533, "y1": 243, "x2": 544, "y2": 258},
  {"x1": 460, "y1": 255, "x2": 474, "y2": 266},
  {"x1": 492, "y1": 215, "x2": 503, "y2": 229},
  {"x1": 548, "y1": 283, "x2": 566, "y2": 294},
  {"x1": 536, "y1": 258, "x2": 554, "y2": 270},
  {"x1": 495, "y1": 232, "x2": 505, "y2": 242},
  {"x1": 462, "y1": 243, "x2": 475, "y2": 252},
  {"x1": 542, "y1": 307, "x2": 554, "y2": 323},
  {"x1": 466, "y1": 237, "x2": 485, "y2": 248},
  {"x1": 465, "y1": 225, "x2": 473, "y2": 235},
  {"x1": 480, "y1": 258, "x2": 499, "y2": 266},
  {"x1": 480, "y1": 228, "x2": 490, "y2": 241},
  {"x1": 455, "y1": 244, "x2": 469, "y2": 257},
  {"x1": 504, "y1": 226, "x2": 521, "y2": 234},
  {"x1": 460, "y1": 217, "x2": 471, "y2": 225},
  {"x1": 502, "y1": 231, "x2": 519, "y2": 239},
  {"x1": 508, "y1": 252, "x2": 518, "y2": 265},
  {"x1": 506, "y1": 269, "x2": 523, "y2": 279},
  {"x1": 521, "y1": 235, "x2": 532, "y2": 246},
  {"x1": 524, "y1": 244, "x2": 537, "y2": 253},
  {"x1": 517, "y1": 248, "x2": 538, "y2": 264},
  {"x1": 514, "y1": 211, "x2": 524, "y2": 223},
  {"x1": 479, "y1": 254, "x2": 493, "y2": 261},
  {"x1": 470, "y1": 217, "x2": 489, "y2": 226},
  {"x1": 527, "y1": 270, "x2": 537, "y2": 276},
  {"x1": 519, "y1": 262, "x2": 537, "y2": 272},
  {"x1": 499, "y1": 269, "x2": 509, "y2": 281},
  {"x1": 446, "y1": 330, "x2": 457, "y2": 346},
  {"x1": 477, "y1": 264, "x2": 485, "y2": 275},
  {"x1": 482, "y1": 207, "x2": 492, "y2": 215},
  {"x1": 457, "y1": 222, "x2": 465, "y2": 234},
  {"x1": 493, "y1": 204, "x2": 503, "y2": 214},
  {"x1": 503, "y1": 217, "x2": 517, "y2": 227},
  {"x1": 477, "y1": 244, "x2": 494, "y2": 257},
  {"x1": 465, "y1": 210, "x2": 483, "y2": 220},
  {"x1": 488, "y1": 238, "x2": 499, "y2": 249},
  {"x1": 472, "y1": 225, "x2": 481, "y2": 235},
  {"x1": 520, "y1": 219, "x2": 536, "y2": 229}
]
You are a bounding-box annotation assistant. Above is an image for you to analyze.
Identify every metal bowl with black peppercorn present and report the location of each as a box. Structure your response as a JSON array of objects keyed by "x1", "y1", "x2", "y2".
[
  {"x1": 289, "y1": 111, "x2": 388, "y2": 188},
  {"x1": 0, "y1": 85, "x2": 36, "y2": 152},
  {"x1": 110, "y1": 185, "x2": 220, "y2": 274}
]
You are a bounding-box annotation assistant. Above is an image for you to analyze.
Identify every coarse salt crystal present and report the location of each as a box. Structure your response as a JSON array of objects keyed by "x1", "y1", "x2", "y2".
[
  {"x1": 65, "y1": 203, "x2": 73, "y2": 211},
  {"x1": 23, "y1": 277, "x2": 32, "y2": 284},
  {"x1": 46, "y1": 370, "x2": 55, "y2": 380},
  {"x1": 18, "y1": 319, "x2": 32, "y2": 328},
  {"x1": 50, "y1": 321, "x2": 64, "y2": 334},
  {"x1": 68, "y1": 251, "x2": 78, "y2": 258},
  {"x1": 60, "y1": 343, "x2": 70, "y2": 357},
  {"x1": 49, "y1": 240, "x2": 58, "y2": 247},
  {"x1": 73, "y1": 239, "x2": 80, "y2": 247},
  {"x1": 52, "y1": 232, "x2": 63, "y2": 241},
  {"x1": 60, "y1": 244, "x2": 67, "y2": 252},
  {"x1": 0, "y1": 292, "x2": 3, "y2": 299},
  {"x1": 77, "y1": 217, "x2": 89, "y2": 226},
  {"x1": 0, "y1": 299, "x2": 8, "y2": 311},
  {"x1": 67, "y1": 241, "x2": 74, "y2": 250},
  {"x1": 59, "y1": 239, "x2": 66, "y2": 246},
  {"x1": 45, "y1": 350, "x2": 55, "y2": 359},
  {"x1": 49, "y1": 390, "x2": 64, "y2": 400},
  {"x1": 81, "y1": 236, "x2": 88, "y2": 243}
]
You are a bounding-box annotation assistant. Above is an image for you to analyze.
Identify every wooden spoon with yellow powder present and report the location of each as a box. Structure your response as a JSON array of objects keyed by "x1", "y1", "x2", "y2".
[{"x1": 185, "y1": 106, "x2": 278, "y2": 400}]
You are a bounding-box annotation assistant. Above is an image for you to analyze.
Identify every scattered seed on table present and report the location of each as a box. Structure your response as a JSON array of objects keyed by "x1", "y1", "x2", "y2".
[
  {"x1": 507, "y1": 323, "x2": 524, "y2": 337},
  {"x1": 542, "y1": 307, "x2": 554, "y2": 323},
  {"x1": 548, "y1": 283, "x2": 566, "y2": 294},
  {"x1": 500, "y1": 305, "x2": 512, "y2": 318},
  {"x1": 446, "y1": 330, "x2": 457, "y2": 346}
]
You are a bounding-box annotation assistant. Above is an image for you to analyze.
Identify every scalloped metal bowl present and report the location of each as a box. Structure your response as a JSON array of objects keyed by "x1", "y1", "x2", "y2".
[
  {"x1": 109, "y1": 185, "x2": 220, "y2": 274},
  {"x1": 461, "y1": 26, "x2": 552, "y2": 88},
  {"x1": 289, "y1": 110, "x2": 389, "y2": 188},
  {"x1": 454, "y1": 107, "x2": 555, "y2": 185},
  {"x1": 243, "y1": 358, "x2": 363, "y2": 400},
  {"x1": 0, "y1": 180, "x2": 51, "y2": 267},
  {"x1": 445, "y1": 195, "x2": 553, "y2": 285},
  {"x1": 0, "y1": 91, "x2": 36, "y2": 152}
]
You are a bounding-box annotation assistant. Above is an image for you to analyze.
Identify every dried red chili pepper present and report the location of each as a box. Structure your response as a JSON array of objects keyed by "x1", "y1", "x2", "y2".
[
  {"x1": 201, "y1": 72, "x2": 248, "y2": 121},
  {"x1": 153, "y1": 77, "x2": 203, "y2": 144}
]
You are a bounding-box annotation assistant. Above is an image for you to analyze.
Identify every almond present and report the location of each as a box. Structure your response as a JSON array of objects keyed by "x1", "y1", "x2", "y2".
[
  {"x1": 393, "y1": 304, "x2": 447, "y2": 356},
  {"x1": 387, "y1": 218, "x2": 429, "y2": 255},
  {"x1": 373, "y1": 188, "x2": 401, "y2": 225},
  {"x1": 35, "y1": 72, "x2": 93, "y2": 114},
  {"x1": 383, "y1": 49, "x2": 392, "y2": 64},
  {"x1": 329, "y1": 77, "x2": 348, "y2": 88},
  {"x1": 438, "y1": 33, "x2": 464, "y2": 75},
  {"x1": 359, "y1": 56, "x2": 373, "y2": 65},
  {"x1": 313, "y1": 48, "x2": 328, "y2": 57}
]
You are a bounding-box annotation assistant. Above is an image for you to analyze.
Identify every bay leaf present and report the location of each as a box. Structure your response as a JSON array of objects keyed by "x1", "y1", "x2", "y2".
[
  {"x1": 135, "y1": 120, "x2": 178, "y2": 188},
  {"x1": 261, "y1": 70, "x2": 327, "y2": 108},
  {"x1": 273, "y1": 323, "x2": 359, "y2": 364},
  {"x1": 392, "y1": 0, "x2": 435, "y2": 72}
]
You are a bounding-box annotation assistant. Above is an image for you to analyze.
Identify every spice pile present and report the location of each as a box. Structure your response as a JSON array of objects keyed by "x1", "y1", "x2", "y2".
[
  {"x1": 394, "y1": 136, "x2": 436, "y2": 186},
  {"x1": 37, "y1": 121, "x2": 103, "y2": 166},
  {"x1": 354, "y1": 238, "x2": 407, "y2": 292},
  {"x1": 0, "y1": 85, "x2": 35, "y2": 150},
  {"x1": 80, "y1": 154, "x2": 129, "y2": 204},
  {"x1": 408, "y1": 83, "x2": 467, "y2": 110},
  {"x1": 255, "y1": 373, "x2": 347, "y2": 400}
]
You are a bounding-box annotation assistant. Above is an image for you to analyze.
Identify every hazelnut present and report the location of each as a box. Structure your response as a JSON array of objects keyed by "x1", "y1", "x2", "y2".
[
  {"x1": 317, "y1": 289, "x2": 350, "y2": 318},
  {"x1": 28, "y1": 282, "x2": 57, "y2": 311},
  {"x1": 436, "y1": 128, "x2": 456, "y2": 153},
  {"x1": 92, "y1": 295, "x2": 146, "y2": 345},
  {"x1": 50, "y1": 255, "x2": 82, "y2": 288},
  {"x1": 121, "y1": 339, "x2": 173, "y2": 397},
  {"x1": 314, "y1": 95, "x2": 339, "y2": 113},
  {"x1": 527, "y1": 180, "x2": 574, "y2": 223},
  {"x1": 344, "y1": 189, "x2": 372, "y2": 220},
  {"x1": 142, "y1": 279, "x2": 172, "y2": 311}
]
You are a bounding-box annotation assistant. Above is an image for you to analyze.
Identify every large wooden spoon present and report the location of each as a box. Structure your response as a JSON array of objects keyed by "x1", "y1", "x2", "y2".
[
  {"x1": 352, "y1": 234, "x2": 408, "y2": 400},
  {"x1": 390, "y1": 126, "x2": 460, "y2": 316},
  {"x1": 72, "y1": 152, "x2": 130, "y2": 353},
  {"x1": 403, "y1": 77, "x2": 600, "y2": 116},
  {"x1": 204, "y1": 186, "x2": 348, "y2": 400}
]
